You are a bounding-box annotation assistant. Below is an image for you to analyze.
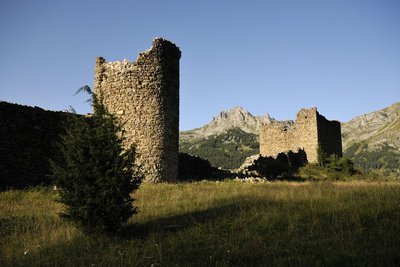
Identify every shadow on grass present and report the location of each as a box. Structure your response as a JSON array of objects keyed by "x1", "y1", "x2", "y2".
[
  {"x1": 0, "y1": 215, "x2": 38, "y2": 238},
  {"x1": 121, "y1": 198, "x2": 255, "y2": 239},
  {"x1": 121, "y1": 178, "x2": 319, "y2": 239}
]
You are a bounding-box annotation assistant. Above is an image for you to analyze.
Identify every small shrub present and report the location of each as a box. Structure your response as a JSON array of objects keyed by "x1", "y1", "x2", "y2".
[
  {"x1": 51, "y1": 86, "x2": 141, "y2": 233},
  {"x1": 299, "y1": 154, "x2": 356, "y2": 180},
  {"x1": 317, "y1": 145, "x2": 328, "y2": 167},
  {"x1": 325, "y1": 154, "x2": 356, "y2": 175}
]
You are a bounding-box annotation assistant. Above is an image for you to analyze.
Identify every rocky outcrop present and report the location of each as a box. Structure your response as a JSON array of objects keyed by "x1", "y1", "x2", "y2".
[{"x1": 206, "y1": 106, "x2": 274, "y2": 134}]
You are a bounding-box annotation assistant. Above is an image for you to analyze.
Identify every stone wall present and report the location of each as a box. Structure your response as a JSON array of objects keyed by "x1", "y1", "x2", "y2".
[
  {"x1": 94, "y1": 38, "x2": 181, "y2": 182},
  {"x1": 0, "y1": 101, "x2": 71, "y2": 189},
  {"x1": 259, "y1": 107, "x2": 342, "y2": 163},
  {"x1": 317, "y1": 113, "x2": 343, "y2": 158}
]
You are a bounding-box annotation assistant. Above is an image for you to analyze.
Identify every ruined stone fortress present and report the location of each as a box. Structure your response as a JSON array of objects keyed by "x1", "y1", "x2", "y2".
[
  {"x1": 260, "y1": 107, "x2": 342, "y2": 163},
  {"x1": 0, "y1": 37, "x2": 343, "y2": 188},
  {"x1": 94, "y1": 38, "x2": 181, "y2": 182}
]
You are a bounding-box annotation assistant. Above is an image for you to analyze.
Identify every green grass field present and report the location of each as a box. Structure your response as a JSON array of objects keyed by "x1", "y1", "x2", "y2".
[{"x1": 1, "y1": 181, "x2": 400, "y2": 266}]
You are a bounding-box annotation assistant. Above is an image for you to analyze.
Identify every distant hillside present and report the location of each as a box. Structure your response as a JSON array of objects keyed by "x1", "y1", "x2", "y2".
[
  {"x1": 342, "y1": 103, "x2": 400, "y2": 172},
  {"x1": 179, "y1": 107, "x2": 293, "y2": 169},
  {"x1": 179, "y1": 103, "x2": 400, "y2": 172},
  {"x1": 341, "y1": 103, "x2": 400, "y2": 150},
  {"x1": 180, "y1": 127, "x2": 259, "y2": 169}
]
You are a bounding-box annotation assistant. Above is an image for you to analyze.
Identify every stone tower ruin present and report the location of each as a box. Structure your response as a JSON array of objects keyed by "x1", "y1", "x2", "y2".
[
  {"x1": 94, "y1": 38, "x2": 181, "y2": 182},
  {"x1": 259, "y1": 107, "x2": 342, "y2": 163}
]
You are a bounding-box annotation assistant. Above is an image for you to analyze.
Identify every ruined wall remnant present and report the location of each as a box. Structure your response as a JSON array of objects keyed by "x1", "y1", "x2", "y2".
[
  {"x1": 237, "y1": 150, "x2": 307, "y2": 179},
  {"x1": 0, "y1": 101, "x2": 72, "y2": 189},
  {"x1": 94, "y1": 38, "x2": 181, "y2": 182},
  {"x1": 259, "y1": 107, "x2": 342, "y2": 163}
]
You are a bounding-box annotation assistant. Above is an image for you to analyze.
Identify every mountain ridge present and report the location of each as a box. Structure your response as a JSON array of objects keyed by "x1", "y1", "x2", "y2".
[
  {"x1": 181, "y1": 103, "x2": 400, "y2": 151},
  {"x1": 341, "y1": 102, "x2": 400, "y2": 150}
]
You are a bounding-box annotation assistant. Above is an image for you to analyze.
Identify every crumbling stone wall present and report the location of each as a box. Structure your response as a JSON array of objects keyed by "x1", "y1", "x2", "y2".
[
  {"x1": 237, "y1": 150, "x2": 307, "y2": 179},
  {"x1": 259, "y1": 107, "x2": 342, "y2": 163},
  {"x1": 94, "y1": 38, "x2": 181, "y2": 182},
  {"x1": 0, "y1": 101, "x2": 72, "y2": 189}
]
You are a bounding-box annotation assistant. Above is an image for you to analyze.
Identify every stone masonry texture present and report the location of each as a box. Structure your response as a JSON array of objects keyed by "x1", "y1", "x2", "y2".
[
  {"x1": 94, "y1": 38, "x2": 181, "y2": 182},
  {"x1": 259, "y1": 107, "x2": 342, "y2": 163}
]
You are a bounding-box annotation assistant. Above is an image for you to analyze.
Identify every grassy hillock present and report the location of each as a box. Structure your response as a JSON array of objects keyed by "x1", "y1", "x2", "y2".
[{"x1": 1, "y1": 181, "x2": 400, "y2": 266}]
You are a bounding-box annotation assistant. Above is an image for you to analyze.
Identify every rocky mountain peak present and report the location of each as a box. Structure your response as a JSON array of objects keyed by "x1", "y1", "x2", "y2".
[
  {"x1": 180, "y1": 106, "x2": 280, "y2": 140},
  {"x1": 210, "y1": 106, "x2": 257, "y2": 126}
]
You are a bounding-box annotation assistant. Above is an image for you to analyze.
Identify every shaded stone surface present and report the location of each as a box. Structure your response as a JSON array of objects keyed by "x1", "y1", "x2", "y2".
[
  {"x1": 0, "y1": 102, "x2": 73, "y2": 189},
  {"x1": 178, "y1": 153, "x2": 225, "y2": 181}
]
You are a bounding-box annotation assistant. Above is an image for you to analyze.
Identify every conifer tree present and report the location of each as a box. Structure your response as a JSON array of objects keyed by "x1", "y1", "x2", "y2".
[{"x1": 51, "y1": 86, "x2": 141, "y2": 233}]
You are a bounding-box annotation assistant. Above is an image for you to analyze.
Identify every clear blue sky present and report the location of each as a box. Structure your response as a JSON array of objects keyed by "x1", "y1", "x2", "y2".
[{"x1": 1, "y1": 0, "x2": 399, "y2": 130}]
